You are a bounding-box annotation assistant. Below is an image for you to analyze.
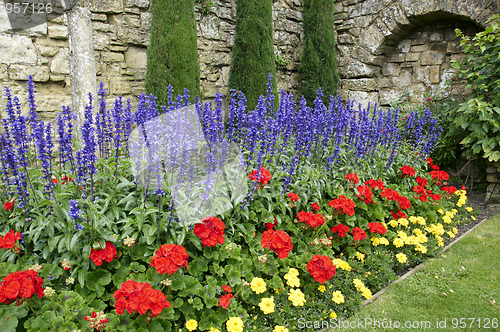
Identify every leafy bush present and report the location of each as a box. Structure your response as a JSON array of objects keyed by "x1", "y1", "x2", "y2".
[
  {"x1": 145, "y1": 0, "x2": 200, "y2": 105},
  {"x1": 0, "y1": 77, "x2": 475, "y2": 331},
  {"x1": 229, "y1": 0, "x2": 276, "y2": 110},
  {"x1": 299, "y1": 0, "x2": 339, "y2": 105},
  {"x1": 452, "y1": 14, "x2": 500, "y2": 170}
]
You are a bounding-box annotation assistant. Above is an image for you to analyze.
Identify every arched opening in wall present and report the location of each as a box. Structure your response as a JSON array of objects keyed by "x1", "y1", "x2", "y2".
[{"x1": 377, "y1": 14, "x2": 483, "y2": 107}]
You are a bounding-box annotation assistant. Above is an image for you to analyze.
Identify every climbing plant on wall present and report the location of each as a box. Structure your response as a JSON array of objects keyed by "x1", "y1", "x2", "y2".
[
  {"x1": 229, "y1": 0, "x2": 276, "y2": 110},
  {"x1": 299, "y1": 0, "x2": 339, "y2": 104},
  {"x1": 145, "y1": 0, "x2": 200, "y2": 105}
]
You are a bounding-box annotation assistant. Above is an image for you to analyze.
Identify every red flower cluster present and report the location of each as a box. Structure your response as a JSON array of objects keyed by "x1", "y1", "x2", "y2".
[
  {"x1": 84, "y1": 311, "x2": 108, "y2": 331},
  {"x1": 266, "y1": 217, "x2": 278, "y2": 230},
  {"x1": 413, "y1": 185, "x2": 428, "y2": 202},
  {"x1": 328, "y1": 195, "x2": 356, "y2": 216},
  {"x1": 365, "y1": 179, "x2": 385, "y2": 190},
  {"x1": 352, "y1": 227, "x2": 367, "y2": 241},
  {"x1": 89, "y1": 242, "x2": 117, "y2": 266},
  {"x1": 381, "y1": 188, "x2": 411, "y2": 210},
  {"x1": 310, "y1": 202, "x2": 320, "y2": 211},
  {"x1": 356, "y1": 185, "x2": 374, "y2": 204},
  {"x1": 114, "y1": 280, "x2": 171, "y2": 317},
  {"x1": 193, "y1": 216, "x2": 226, "y2": 247},
  {"x1": 345, "y1": 173, "x2": 359, "y2": 184},
  {"x1": 331, "y1": 224, "x2": 349, "y2": 238},
  {"x1": 297, "y1": 211, "x2": 325, "y2": 228},
  {"x1": 415, "y1": 176, "x2": 428, "y2": 187},
  {"x1": 218, "y1": 284, "x2": 233, "y2": 309},
  {"x1": 429, "y1": 193, "x2": 441, "y2": 201},
  {"x1": 367, "y1": 222, "x2": 387, "y2": 235},
  {"x1": 441, "y1": 186, "x2": 457, "y2": 194},
  {"x1": 427, "y1": 157, "x2": 440, "y2": 171},
  {"x1": 306, "y1": 255, "x2": 336, "y2": 284},
  {"x1": 399, "y1": 165, "x2": 416, "y2": 178},
  {"x1": 3, "y1": 199, "x2": 15, "y2": 211},
  {"x1": 151, "y1": 244, "x2": 189, "y2": 275},
  {"x1": 249, "y1": 167, "x2": 272, "y2": 186},
  {"x1": 287, "y1": 192, "x2": 299, "y2": 202},
  {"x1": 390, "y1": 210, "x2": 407, "y2": 220},
  {"x1": 0, "y1": 230, "x2": 22, "y2": 250},
  {"x1": 0, "y1": 270, "x2": 44, "y2": 305},
  {"x1": 429, "y1": 170, "x2": 449, "y2": 181},
  {"x1": 261, "y1": 229, "x2": 293, "y2": 259}
]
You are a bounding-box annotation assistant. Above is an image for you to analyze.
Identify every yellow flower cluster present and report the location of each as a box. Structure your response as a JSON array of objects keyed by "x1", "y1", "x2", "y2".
[
  {"x1": 396, "y1": 253, "x2": 407, "y2": 263},
  {"x1": 393, "y1": 238, "x2": 404, "y2": 248},
  {"x1": 353, "y1": 278, "x2": 372, "y2": 299},
  {"x1": 398, "y1": 218, "x2": 409, "y2": 227},
  {"x1": 284, "y1": 268, "x2": 300, "y2": 288},
  {"x1": 250, "y1": 277, "x2": 267, "y2": 294},
  {"x1": 409, "y1": 216, "x2": 426, "y2": 225},
  {"x1": 330, "y1": 311, "x2": 337, "y2": 319},
  {"x1": 186, "y1": 319, "x2": 198, "y2": 331},
  {"x1": 415, "y1": 244, "x2": 427, "y2": 253},
  {"x1": 332, "y1": 258, "x2": 352, "y2": 271},
  {"x1": 447, "y1": 231, "x2": 455, "y2": 238},
  {"x1": 226, "y1": 317, "x2": 244, "y2": 332},
  {"x1": 371, "y1": 237, "x2": 389, "y2": 246},
  {"x1": 209, "y1": 328, "x2": 221, "y2": 332},
  {"x1": 466, "y1": 207, "x2": 473, "y2": 212},
  {"x1": 426, "y1": 223, "x2": 445, "y2": 237},
  {"x1": 355, "y1": 252, "x2": 365, "y2": 263},
  {"x1": 318, "y1": 285, "x2": 326, "y2": 293},
  {"x1": 332, "y1": 290, "x2": 345, "y2": 304},
  {"x1": 455, "y1": 189, "x2": 467, "y2": 207},
  {"x1": 273, "y1": 326, "x2": 289, "y2": 332},
  {"x1": 259, "y1": 297, "x2": 275, "y2": 315},
  {"x1": 442, "y1": 209, "x2": 458, "y2": 224},
  {"x1": 288, "y1": 289, "x2": 306, "y2": 306}
]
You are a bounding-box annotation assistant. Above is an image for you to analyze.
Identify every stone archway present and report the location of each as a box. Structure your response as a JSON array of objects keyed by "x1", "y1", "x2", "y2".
[{"x1": 334, "y1": 0, "x2": 499, "y2": 106}]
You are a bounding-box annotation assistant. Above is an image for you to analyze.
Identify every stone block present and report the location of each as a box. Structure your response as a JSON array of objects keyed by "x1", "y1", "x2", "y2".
[
  {"x1": 341, "y1": 78, "x2": 376, "y2": 91},
  {"x1": 429, "y1": 31, "x2": 443, "y2": 42},
  {"x1": 487, "y1": 174, "x2": 498, "y2": 183},
  {"x1": 405, "y1": 53, "x2": 419, "y2": 62},
  {"x1": 420, "y1": 50, "x2": 444, "y2": 65},
  {"x1": 0, "y1": 35, "x2": 37, "y2": 65},
  {"x1": 125, "y1": 46, "x2": 147, "y2": 69},
  {"x1": 429, "y1": 66, "x2": 440, "y2": 83},
  {"x1": 111, "y1": 45, "x2": 126, "y2": 52},
  {"x1": 348, "y1": 91, "x2": 379, "y2": 108},
  {"x1": 48, "y1": 24, "x2": 68, "y2": 39},
  {"x1": 90, "y1": 0, "x2": 124, "y2": 13},
  {"x1": 487, "y1": 167, "x2": 497, "y2": 174},
  {"x1": 110, "y1": 79, "x2": 131, "y2": 95},
  {"x1": 378, "y1": 90, "x2": 400, "y2": 105},
  {"x1": 359, "y1": 23, "x2": 385, "y2": 53},
  {"x1": 141, "y1": 12, "x2": 152, "y2": 30},
  {"x1": 411, "y1": 44, "x2": 427, "y2": 52},
  {"x1": 50, "y1": 48, "x2": 69, "y2": 75},
  {"x1": 390, "y1": 53, "x2": 405, "y2": 62},
  {"x1": 38, "y1": 45, "x2": 60, "y2": 57},
  {"x1": 93, "y1": 32, "x2": 111, "y2": 51},
  {"x1": 0, "y1": 64, "x2": 8, "y2": 80},
  {"x1": 339, "y1": 58, "x2": 377, "y2": 78},
  {"x1": 382, "y1": 62, "x2": 400, "y2": 76},
  {"x1": 92, "y1": 13, "x2": 108, "y2": 21},
  {"x1": 415, "y1": 66, "x2": 429, "y2": 83},
  {"x1": 446, "y1": 41, "x2": 460, "y2": 53},
  {"x1": 126, "y1": 0, "x2": 149, "y2": 9},
  {"x1": 397, "y1": 40, "x2": 411, "y2": 53},
  {"x1": 391, "y1": 68, "x2": 412, "y2": 87},
  {"x1": 9, "y1": 65, "x2": 49, "y2": 82},
  {"x1": 102, "y1": 52, "x2": 125, "y2": 63},
  {"x1": 50, "y1": 75, "x2": 65, "y2": 82},
  {"x1": 338, "y1": 33, "x2": 355, "y2": 44}
]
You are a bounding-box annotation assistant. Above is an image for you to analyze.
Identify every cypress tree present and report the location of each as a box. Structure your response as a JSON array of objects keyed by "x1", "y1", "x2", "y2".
[
  {"x1": 299, "y1": 0, "x2": 339, "y2": 104},
  {"x1": 229, "y1": 0, "x2": 276, "y2": 110},
  {"x1": 145, "y1": 0, "x2": 200, "y2": 106}
]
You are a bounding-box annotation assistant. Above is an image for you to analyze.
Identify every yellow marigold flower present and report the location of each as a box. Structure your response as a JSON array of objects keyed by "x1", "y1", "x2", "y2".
[
  {"x1": 361, "y1": 286, "x2": 372, "y2": 299},
  {"x1": 259, "y1": 297, "x2": 275, "y2": 315},
  {"x1": 275, "y1": 288, "x2": 280, "y2": 294},
  {"x1": 331, "y1": 258, "x2": 352, "y2": 271},
  {"x1": 379, "y1": 237, "x2": 389, "y2": 246},
  {"x1": 415, "y1": 244, "x2": 427, "y2": 253},
  {"x1": 355, "y1": 252, "x2": 365, "y2": 262},
  {"x1": 318, "y1": 285, "x2": 326, "y2": 293},
  {"x1": 286, "y1": 267, "x2": 299, "y2": 276},
  {"x1": 226, "y1": 317, "x2": 244, "y2": 332},
  {"x1": 397, "y1": 231, "x2": 407, "y2": 238},
  {"x1": 393, "y1": 238, "x2": 404, "y2": 248},
  {"x1": 371, "y1": 237, "x2": 380, "y2": 246},
  {"x1": 438, "y1": 208, "x2": 444, "y2": 214},
  {"x1": 398, "y1": 218, "x2": 409, "y2": 227},
  {"x1": 396, "y1": 253, "x2": 407, "y2": 263},
  {"x1": 416, "y1": 216, "x2": 426, "y2": 225},
  {"x1": 44, "y1": 287, "x2": 55, "y2": 297},
  {"x1": 273, "y1": 326, "x2": 289, "y2": 332},
  {"x1": 208, "y1": 328, "x2": 221, "y2": 332},
  {"x1": 453, "y1": 227, "x2": 458, "y2": 234},
  {"x1": 330, "y1": 311, "x2": 337, "y2": 319},
  {"x1": 389, "y1": 220, "x2": 399, "y2": 228},
  {"x1": 447, "y1": 231, "x2": 455, "y2": 238},
  {"x1": 417, "y1": 234, "x2": 428, "y2": 243},
  {"x1": 442, "y1": 215, "x2": 452, "y2": 224},
  {"x1": 186, "y1": 320, "x2": 198, "y2": 331},
  {"x1": 466, "y1": 207, "x2": 473, "y2": 212},
  {"x1": 353, "y1": 278, "x2": 364, "y2": 291},
  {"x1": 250, "y1": 277, "x2": 267, "y2": 294},
  {"x1": 288, "y1": 289, "x2": 306, "y2": 307},
  {"x1": 332, "y1": 290, "x2": 345, "y2": 304}
]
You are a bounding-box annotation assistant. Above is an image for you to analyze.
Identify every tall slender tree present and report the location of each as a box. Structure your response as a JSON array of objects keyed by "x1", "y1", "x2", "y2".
[
  {"x1": 229, "y1": 0, "x2": 276, "y2": 110},
  {"x1": 299, "y1": 0, "x2": 339, "y2": 104},
  {"x1": 145, "y1": 0, "x2": 200, "y2": 106}
]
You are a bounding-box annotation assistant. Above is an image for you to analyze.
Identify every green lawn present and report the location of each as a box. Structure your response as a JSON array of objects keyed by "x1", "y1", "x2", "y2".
[{"x1": 331, "y1": 215, "x2": 500, "y2": 332}]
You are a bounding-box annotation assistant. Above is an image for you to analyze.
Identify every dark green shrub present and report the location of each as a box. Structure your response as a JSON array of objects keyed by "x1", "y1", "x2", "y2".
[
  {"x1": 229, "y1": 0, "x2": 276, "y2": 110},
  {"x1": 145, "y1": 0, "x2": 200, "y2": 105},
  {"x1": 299, "y1": 0, "x2": 339, "y2": 104}
]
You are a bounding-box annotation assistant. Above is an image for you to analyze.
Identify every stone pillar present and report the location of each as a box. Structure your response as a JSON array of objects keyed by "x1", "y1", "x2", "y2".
[{"x1": 67, "y1": 3, "x2": 96, "y2": 130}]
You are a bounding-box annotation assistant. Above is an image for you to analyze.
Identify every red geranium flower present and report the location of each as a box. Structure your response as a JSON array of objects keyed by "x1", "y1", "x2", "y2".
[
  {"x1": 367, "y1": 222, "x2": 387, "y2": 235},
  {"x1": 193, "y1": 216, "x2": 226, "y2": 247},
  {"x1": 345, "y1": 173, "x2": 359, "y2": 184},
  {"x1": 61, "y1": 175, "x2": 73, "y2": 184},
  {"x1": 218, "y1": 293, "x2": 233, "y2": 309},
  {"x1": 222, "y1": 285, "x2": 232, "y2": 293},
  {"x1": 306, "y1": 255, "x2": 336, "y2": 284},
  {"x1": 0, "y1": 269, "x2": 44, "y2": 305},
  {"x1": 113, "y1": 280, "x2": 170, "y2": 317},
  {"x1": 413, "y1": 185, "x2": 428, "y2": 202},
  {"x1": 3, "y1": 199, "x2": 15, "y2": 211},
  {"x1": 249, "y1": 167, "x2": 272, "y2": 186},
  {"x1": 431, "y1": 164, "x2": 440, "y2": 171},
  {"x1": 331, "y1": 224, "x2": 349, "y2": 238},
  {"x1": 399, "y1": 165, "x2": 416, "y2": 178},
  {"x1": 364, "y1": 179, "x2": 385, "y2": 190},
  {"x1": 429, "y1": 170, "x2": 449, "y2": 181},
  {"x1": 390, "y1": 210, "x2": 407, "y2": 220},
  {"x1": 261, "y1": 229, "x2": 293, "y2": 259},
  {"x1": 328, "y1": 195, "x2": 355, "y2": 216},
  {"x1": 89, "y1": 242, "x2": 117, "y2": 266},
  {"x1": 310, "y1": 202, "x2": 320, "y2": 211},
  {"x1": 297, "y1": 211, "x2": 325, "y2": 228},
  {"x1": 429, "y1": 193, "x2": 441, "y2": 201},
  {"x1": 0, "y1": 230, "x2": 22, "y2": 250},
  {"x1": 151, "y1": 244, "x2": 189, "y2": 275},
  {"x1": 352, "y1": 227, "x2": 367, "y2": 241},
  {"x1": 287, "y1": 192, "x2": 299, "y2": 202},
  {"x1": 396, "y1": 195, "x2": 411, "y2": 210},
  {"x1": 441, "y1": 186, "x2": 457, "y2": 194},
  {"x1": 415, "y1": 176, "x2": 428, "y2": 187},
  {"x1": 356, "y1": 185, "x2": 374, "y2": 204},
  {"x1": 381, "y1": 188, "x2": 398, "y2": 201}
]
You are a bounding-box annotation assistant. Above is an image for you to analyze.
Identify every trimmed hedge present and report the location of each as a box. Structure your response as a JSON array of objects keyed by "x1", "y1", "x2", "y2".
[
  {"x1": 299, "y1": 0, "x2": 339, "y2": 104},
  {"x1": 229, "y1": 0, "x2": 276, "y2": 109},
  {"x1": 145, "y1": 0, "x2": 201, "y2": 105}
]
